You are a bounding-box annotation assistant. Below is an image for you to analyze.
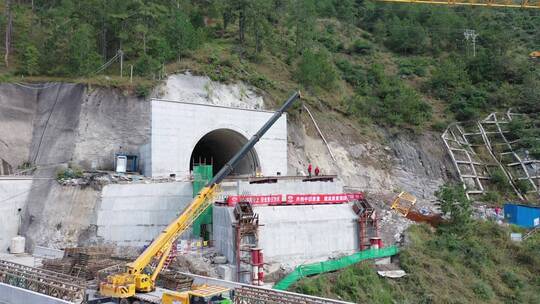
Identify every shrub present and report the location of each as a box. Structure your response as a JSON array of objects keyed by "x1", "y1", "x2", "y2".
[
  {"x1": 490, "y1": 168, "x2": 511, "y2": 194},
  {"x1": 473, "y1": 281, "x2": 494, "y2": 300},
  {"x1": 350, "y1": 39, "x2": 372, "y2": 54},
  {"x1": 501, "y1": 271, "x2": 524, "y2": 290},
  {"x1": 295, "y1": 49, "x2": 337, "y2": 90},
  {"x1": 347, "y1": 63, "x2": 431, "y2": 128},
  {"x1": 135, "y1": 84, "x2": 152, "y2": 98},
  {"x1": 515, "y1": 179, "x2": 531, "y2": 194},
  {"x1": 386, "y1": 16, "x2": 429, "y2": 54},
  {"x1": 317, "y1": 35, "x2": 340, "y2": 52},
  {"x1": 481, "y1": 191, "x2": 501, "y2": 204},
  {"x1": 134, "y1": 54, "x2": 161, "y2": 77},
  {"x1": 335, "y1": 59, "x2": 366, "y2": 87},
  {"x1": 56, "y1": 166, "x2": 83, "y2": 181},
  {"x1": 428, "y1": 58, "x2": 470, "y2": 100},
  {"x1": 398, "y1": 57, "x2": 428, "y2": 77}
]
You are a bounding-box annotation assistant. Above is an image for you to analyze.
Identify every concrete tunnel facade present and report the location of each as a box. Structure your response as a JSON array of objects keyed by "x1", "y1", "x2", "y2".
[{"x1": 147, "y1": 99, "x2": 288, "y2": 178}]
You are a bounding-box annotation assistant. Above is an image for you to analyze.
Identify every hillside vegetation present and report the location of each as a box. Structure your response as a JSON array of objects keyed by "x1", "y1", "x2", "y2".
[
  {"x1": 292, "y1": 222, "x2": 540, "y2": 304},
  {"x1": 292, "y1": 184, "x2": 540, "y2": 303},
  {"x1": 1, "y1": 1, "x2": 539, "y2": 129}
]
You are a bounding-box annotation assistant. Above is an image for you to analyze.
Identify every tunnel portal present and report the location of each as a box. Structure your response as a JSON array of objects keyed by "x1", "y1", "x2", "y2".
[{"x1": 189, "y1": 129, "x2": 260, "y2": 177}]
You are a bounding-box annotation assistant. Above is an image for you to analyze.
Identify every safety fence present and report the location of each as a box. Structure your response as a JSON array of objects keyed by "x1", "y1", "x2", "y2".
[{"x1": 273, "y1": 246, "x2": 399, "y2": 291}]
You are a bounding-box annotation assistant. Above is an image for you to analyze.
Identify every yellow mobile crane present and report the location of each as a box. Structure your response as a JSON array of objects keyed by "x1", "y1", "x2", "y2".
[{"x1": 99, "y1": 91, "x2": 301, "y2": 301}]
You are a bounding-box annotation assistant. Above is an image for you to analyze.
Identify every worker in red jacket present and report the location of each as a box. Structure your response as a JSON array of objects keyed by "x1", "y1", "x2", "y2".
[
  {"x1": 307, "y1": 163, "x2": 312, "y2": 177},
  {"x1": 315, "y1": 166, "x2": 320, "y2": 176}
]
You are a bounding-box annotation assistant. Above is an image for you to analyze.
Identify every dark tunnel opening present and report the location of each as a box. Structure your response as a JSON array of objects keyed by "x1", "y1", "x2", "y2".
[{"x1": 189, "y1": 129, "x2": 260, "y2": 177}]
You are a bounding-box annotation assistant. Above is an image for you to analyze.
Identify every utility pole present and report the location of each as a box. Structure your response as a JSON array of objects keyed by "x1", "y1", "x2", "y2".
[
  {"x1": 464, "y1": 29, "x2": 478, "y2": 57},
  {"x1": 119, "y1": 50, "x2": 124, "y2": 78},
  {"x1": 4, "y1": 0, "x2": 12, "y2": 68}
]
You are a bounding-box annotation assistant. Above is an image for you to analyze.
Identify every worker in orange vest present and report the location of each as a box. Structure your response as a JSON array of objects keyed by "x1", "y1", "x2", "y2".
[
  {"x1": 314, "y1": 166, "x2": 320, "y2": 176},
  {"x1": 307, "y1": 164, "x2": 312, "y2": 177}
]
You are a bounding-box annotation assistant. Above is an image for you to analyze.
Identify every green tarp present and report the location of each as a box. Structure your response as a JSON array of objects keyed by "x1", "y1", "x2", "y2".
[
  {"x1": 192, "y1": 165, "x2": 213, "y2": 238},
  {"x1": 273, "y1": 246, "x2": 399, "y2": 291}
]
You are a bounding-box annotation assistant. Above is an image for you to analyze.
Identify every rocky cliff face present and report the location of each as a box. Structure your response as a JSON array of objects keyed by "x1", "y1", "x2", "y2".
[
  {"x1": 287, "y1": 108, "x2": 455, "y2": 202},
  {"x1": 0, "y1": 83, "x2": 150, "y2": 172},
  {"x1": 0, "y1": 83, "x2": 150, "y2": 249}
]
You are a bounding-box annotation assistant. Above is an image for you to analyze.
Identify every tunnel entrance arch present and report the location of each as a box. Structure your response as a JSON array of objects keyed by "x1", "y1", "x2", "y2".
[{"x1": 189, "y1": 128, "x2": 260, "y2": 177}]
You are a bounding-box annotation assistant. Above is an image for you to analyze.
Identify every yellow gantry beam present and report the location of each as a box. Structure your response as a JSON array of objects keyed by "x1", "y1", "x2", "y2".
[{"x1": 376, "y1": 0, "x2": 540, "y2": 9}]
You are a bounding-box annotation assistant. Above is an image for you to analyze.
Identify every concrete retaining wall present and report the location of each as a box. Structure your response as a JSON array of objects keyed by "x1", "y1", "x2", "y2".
[
  {"x1": 257, "y1": 204, "x2": 358, "y2": 266},
  {"x1": 214, "y1": 203, "x2": 359, "y2": 268},
  {"x1": 96, "y1": 182, "x2": 193, "y2": 247},
  {"x1": 150, "y1": 99, "x2": 287, "y2": 178},
  {"x1": 0, "y1": 283, "x2": 72, "y2": 304},
  {"x1": 0, "y1": 179, "x2": 32, "y2": 252}
]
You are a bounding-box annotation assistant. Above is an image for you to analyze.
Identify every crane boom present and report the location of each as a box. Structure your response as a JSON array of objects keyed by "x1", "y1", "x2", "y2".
[{"x1": 100, "y1": 91, "x2": 301, "y2": 299}]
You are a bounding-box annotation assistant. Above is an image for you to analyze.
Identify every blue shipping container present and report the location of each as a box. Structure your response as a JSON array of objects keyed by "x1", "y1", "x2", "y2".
[{"x1": 503, "y1": 203, "x2": 540, "y2": 228}]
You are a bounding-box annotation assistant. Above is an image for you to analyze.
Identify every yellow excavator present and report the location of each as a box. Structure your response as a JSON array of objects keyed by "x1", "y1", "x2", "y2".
[
  {"x1": 530, "y1": 51, "x2": 540, "y2": 59},
  {"x1": 99, "y1": 91, "x2": 301, "y2": 302}
]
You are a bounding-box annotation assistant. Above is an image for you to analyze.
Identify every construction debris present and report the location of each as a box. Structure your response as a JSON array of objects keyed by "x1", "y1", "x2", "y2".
[{"x1": 377, "y1": 270, "x2": 407, "y2": 278}]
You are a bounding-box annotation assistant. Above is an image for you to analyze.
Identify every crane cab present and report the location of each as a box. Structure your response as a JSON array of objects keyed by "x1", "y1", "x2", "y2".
[{"x1": 161, "y1": 285, "x2": 233, "y2": 304}]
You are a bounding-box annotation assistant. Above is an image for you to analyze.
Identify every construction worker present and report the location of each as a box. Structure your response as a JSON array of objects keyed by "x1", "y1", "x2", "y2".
[
  {"x1": 307, "y1": 163, "x2": 312, "y2": 177},
  {"x1": 315, "y1": 166, "x2": 320, "y2": 176}
]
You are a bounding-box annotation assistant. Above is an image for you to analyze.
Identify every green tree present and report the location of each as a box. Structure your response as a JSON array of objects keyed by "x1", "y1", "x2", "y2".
[
  {"x1": 295, "y1": 49, "x2": 337, "y2": 90},
  {"x1": 435, "y1": 183, "x2": 472, "y2": 236},
  {"x1": 386, "y1": 16, "x2": 429, "y2": 54},
  {"x1": 289, "y1": 0, "x2": 316, "y2": 53},
  {"x1": 68, "y1": 24, "x2": 101, "y2": 76},
  {"x1": 20, "y1": 44, "x2": 39, "y2": 75},
  {"x1": 164, "y1": 11, "x2": 201, "y2": 59},
  {"x1": 428, "y1": 58, "x2": 470, "y2": 100}
]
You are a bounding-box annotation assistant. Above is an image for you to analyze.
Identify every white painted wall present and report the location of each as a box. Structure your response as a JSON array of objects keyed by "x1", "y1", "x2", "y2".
[
  {"x1": 150, "y1": 99, "x2": 287, "y2": 178},
  {"x1": 0, "y1": 179, "x2": 32, "y2": 252},
  {"x1": 95, "y1": 182, "x2": 193, "y2": 247}
]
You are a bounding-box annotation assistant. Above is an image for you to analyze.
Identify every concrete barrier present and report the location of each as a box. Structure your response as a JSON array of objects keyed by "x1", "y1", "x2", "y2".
[{"x1": 0, "y1": 283, "x2": 73, "y2": 304}]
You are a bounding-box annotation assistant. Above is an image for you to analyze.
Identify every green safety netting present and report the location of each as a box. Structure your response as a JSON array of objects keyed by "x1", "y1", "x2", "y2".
[
  {"x1": 192, "y1": 165, "x2": 213, "y2": 238},
  {"x1": 273, "y1": 246, "x2": 399, "y2": 291}
]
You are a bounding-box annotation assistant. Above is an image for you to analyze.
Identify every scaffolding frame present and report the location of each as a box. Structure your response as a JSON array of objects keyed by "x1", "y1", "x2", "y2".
[
  {"x1": 353, "y1": 199, "x2": 380, "y2": 251},
  {"x1": 442, "y1": 111, "x2": 539, "y2": 200},
  {"x1": 233, "y1": 202, "x2": 261, "y2": 284},
  {"x1": 480, "y1": 112, "x2": 539, "y2": 199}
]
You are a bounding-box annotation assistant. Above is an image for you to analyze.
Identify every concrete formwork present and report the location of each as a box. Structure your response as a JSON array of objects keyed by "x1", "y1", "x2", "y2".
[
  {"x1": 149, "y1": 99, "x2": 287, "y2": 178},
  {"x1": 0, "y1": 179, "x2": 32, "y2": 252},
  {"x1": 96, "y1": 182, "x2": 193, "y2": 247},
  {"x1": 214, "y1": 203, "x2": 359, "y2": 268}
]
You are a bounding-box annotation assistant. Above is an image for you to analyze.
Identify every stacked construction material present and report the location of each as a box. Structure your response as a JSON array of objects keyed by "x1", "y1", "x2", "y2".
[
  {"x1": 42, "y1": 246, "x2": 120, "y2": 281},
  {"x1": 157, "y1": 271, "x2": 194, "y2": 291},
  {"x1": 41, "y1": 257, "x2": 74, "y2": 274}
]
